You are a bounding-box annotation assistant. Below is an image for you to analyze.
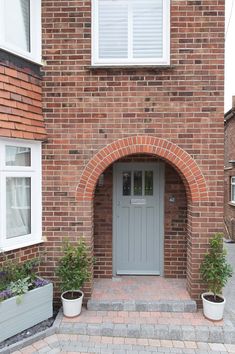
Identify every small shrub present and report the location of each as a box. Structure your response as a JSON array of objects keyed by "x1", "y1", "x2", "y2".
[
  {"x1": 0, "y1": 251, "x2": 50, "y2": 302},
  {"x1": 56, "y1": 239, "x2": 91, "y2": 292},
  {"x1": 200, "y1": 233, "x2": 233, "y2": 300}
]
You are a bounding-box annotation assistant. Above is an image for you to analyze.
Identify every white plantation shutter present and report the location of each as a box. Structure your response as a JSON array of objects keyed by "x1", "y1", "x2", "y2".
[
  {"x1": 99, "y1": 2, "x2": 128, "y2": 59},
  {"x1": 133, "y1": 1, "x2": 163, "y2": 59},
  {"x1": 93, "y1": 0, "x2": 169, "y2": 65}
]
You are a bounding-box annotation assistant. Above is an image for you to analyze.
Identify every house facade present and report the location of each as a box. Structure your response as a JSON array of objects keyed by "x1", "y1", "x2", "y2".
[
  {"x1": 224, "y1": 98, "x2": 235, "y2": 241},
  {"x1": 0, "y1": 0, "x2": 224, "y2": 302}
]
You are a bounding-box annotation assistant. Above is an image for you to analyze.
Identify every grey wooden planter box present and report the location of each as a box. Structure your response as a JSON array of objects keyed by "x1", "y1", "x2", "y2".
[{"x1": 0, "y1": 282, "x2": 53, "y2": 343}]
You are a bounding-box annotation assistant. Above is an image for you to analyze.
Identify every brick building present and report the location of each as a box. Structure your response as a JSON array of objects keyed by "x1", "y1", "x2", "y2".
[
  {"x1": 224, "y1": 97, "x2": 235, "y2": 241},
  {"x1": 0, "y1": 0, "x2": 225, "y2": 303}
]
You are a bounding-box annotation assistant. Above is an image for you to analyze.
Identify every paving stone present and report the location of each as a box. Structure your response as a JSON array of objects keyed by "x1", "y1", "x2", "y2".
[
  {"x1": 123, "y1": 301, "x2": 136, "y2": 311},
  {"x1": 184, "y1": 301, "x2": 197, "y2": 313},
  {"x1": 208, "y1": 328, "x2": 224, "y2": 343},
  {"x1": 111, "y1": 302, "x2": 123, "y2": 311},
  {"x1": 127, "y1": 324, "x2": 141, "y2": 338},
  {"x1": 37, "y1": 346, "x2": 53, "y2": 353},
  {"x1": 86, "y1": 324, "x2": 101, "y2": 336},
  {"x1": 113, "y1": 324, "x2": 128, "y2": 337},
  {"x1": 154, "y1": 325, "x2": 170, "y2": 339},
  {"x1": 170, "y1": 301, "x2": 185, "y2": 313},
  {"x1": 225, "y1": 344, "x2": 235, "y2": 352},
  {"x1": 195, "y1": 326, "x2": 210, "y2": 342},
  {"x1": 140, "y1": 324, "x2": 155, "y2": 338},
  {"x1": 209, "y1": 343, "x2": 226, "y2": 351},
  {"x1": 197, "y1": 342, "x2": 210, "y2": 350},
  {"x1": 136, "y1": 302, "x2": 148, "y2": 312},
  {"x1": 101, "y1": 323, "x2": 114, "y2": 336},
  {"x1": 181, "y1": 326, "x2": 196, "y2": 341},
  {"x1": 71, "y1": 323, "x2": 88, "y2": 335},
  {"x1": 168, "y1": 325, "x2": 182, "y2": 340}
]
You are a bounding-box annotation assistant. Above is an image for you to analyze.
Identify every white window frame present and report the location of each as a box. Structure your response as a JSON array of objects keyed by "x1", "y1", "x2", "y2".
[
  {"x1": 92, "y1": 0, "x2": 170, "y2": 66},
  {"x1": 0, "y1": 0, "x2": 41, "y2": 63},
  {"x1": 0, "y1": 138, "x2": 42, "y2": 252},
  {"x1": 231, "y1": 176, "x2": 235, "y2": 204}
]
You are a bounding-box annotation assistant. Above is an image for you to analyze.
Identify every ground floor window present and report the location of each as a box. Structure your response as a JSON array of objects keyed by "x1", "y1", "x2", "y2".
[
  {"x1": 0, "y1": 138, "x2": 42, "y2": 251},
  {"x1": 231, "y1": 176, "x2": 235, "y2": 204}
]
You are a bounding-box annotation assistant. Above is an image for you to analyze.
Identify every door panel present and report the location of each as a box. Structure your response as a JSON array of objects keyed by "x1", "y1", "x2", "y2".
[{"x1": 113, "y1": 162, "x2": 164, "y2": 275}]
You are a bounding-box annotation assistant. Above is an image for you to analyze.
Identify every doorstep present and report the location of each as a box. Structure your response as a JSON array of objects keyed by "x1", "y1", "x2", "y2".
[
  {"x1": 88, "y1": 276, "x2": 197, "y2": 312},
  {"x1": 87, "y1": 299, "x2": 197, "y2": 312}
]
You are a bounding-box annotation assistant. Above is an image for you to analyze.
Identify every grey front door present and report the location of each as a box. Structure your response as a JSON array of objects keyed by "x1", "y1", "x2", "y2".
[{"x1": 113, "y1": 162, "x2": 164, "y2": 275}]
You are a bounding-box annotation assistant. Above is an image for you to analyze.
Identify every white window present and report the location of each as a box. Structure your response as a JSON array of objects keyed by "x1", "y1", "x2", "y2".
[
  {"x1": 92, "y1": 0, "x2": 170, "y2": 66},
  {"x1": 231, "y1": 177, "x2": 235, "y2": 204},
  {"x1": 0, "y1": 139, "x2": 42, "y2": 251},
  {"x1": 0, "y1": 0, "x2": 41, "y2": 63}
]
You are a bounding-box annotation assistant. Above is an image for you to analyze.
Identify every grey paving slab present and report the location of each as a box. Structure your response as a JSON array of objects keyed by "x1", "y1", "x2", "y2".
[{"x1": 87, "y1": 299, "x2": 197, "y2": 313}]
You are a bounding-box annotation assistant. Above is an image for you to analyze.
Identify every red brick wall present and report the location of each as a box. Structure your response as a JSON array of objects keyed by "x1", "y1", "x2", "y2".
[
  {"x1": 41, "y1": 0, "x2": 225, "y2": 301},
  {"x1": 94, "y1": 165, "x2": 113, "y2": 278},
  {"x1": 94, "y1": 160, "x2": 187, "y2": 278},
  {"x1": 0, "y1": 244, "x2": 43, "y2": 269},
  {"x1": 164, "y1": 165, "x2": 187, "y2": 278},
  {"x1": 0, "y1": 55, "x2": 46, "y2": 140},
  {"x1": 0, "y1": 53, "x2": 46, "y2": 270}
]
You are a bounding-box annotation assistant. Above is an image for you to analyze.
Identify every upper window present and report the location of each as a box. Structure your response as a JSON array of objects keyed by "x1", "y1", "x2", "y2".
[
  {"x1": 0, "y1": 0, "x2": 41, "y2": 63},
  {"x1": 231, "y1": 177, "x2": 235, "y2": 204},
  {"x1": 0, "y1": 139, "x2": 42, "y2": 251},
  {"x1": 92, "y1": 0, "x2": 170, "y2": 66}
]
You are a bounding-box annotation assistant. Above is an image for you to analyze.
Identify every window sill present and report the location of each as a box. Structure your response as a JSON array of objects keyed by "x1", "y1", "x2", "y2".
[
  {"x1": 228, "y1": 202, "x2": 235, "y2": 207},
  {"x1": 87, "y1": 65, "x2": 175, "y2": 71},
  {"x1": 0, "y1": 239, "x2": 45, "y2": 252}
]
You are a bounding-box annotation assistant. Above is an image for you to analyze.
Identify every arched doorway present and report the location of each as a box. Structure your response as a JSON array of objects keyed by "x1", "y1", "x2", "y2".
[
  {"x1": 94, "y1": 155, "x2": 188, "y2": 279},
  {"x1": 77, "y1": 136, "x2": 208, "y2": 300}
]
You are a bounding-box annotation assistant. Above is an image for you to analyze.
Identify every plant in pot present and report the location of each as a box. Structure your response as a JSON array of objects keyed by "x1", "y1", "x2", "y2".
[
  {"x1": 200, "y1": 233, "x2": 233, "y2": 321},
  {"x1": 56, "y1": 239, "x2": 91, "y2": 317}
]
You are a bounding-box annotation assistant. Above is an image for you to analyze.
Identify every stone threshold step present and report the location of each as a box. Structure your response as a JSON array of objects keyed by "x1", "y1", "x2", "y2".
[
  {"x1": 58, "y1": 321, "x2": 235, "y2": 344},
  {"x1": 87, "y1": 299, "x2": 197, "y2": 313}
]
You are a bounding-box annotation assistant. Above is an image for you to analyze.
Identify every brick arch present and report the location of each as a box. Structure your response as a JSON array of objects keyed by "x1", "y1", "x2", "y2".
[{"x1": 77, "y1": 136, "x2": 208, "y2": 202}]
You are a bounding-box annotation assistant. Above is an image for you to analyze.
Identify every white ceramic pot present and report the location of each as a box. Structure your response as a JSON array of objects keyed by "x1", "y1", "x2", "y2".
[
  {"x1": 61, "y1": 290, "x2": 84, "y2": 317},
  {"x1": 201, "y1": 292, "x2": 225, "y2": 321}
]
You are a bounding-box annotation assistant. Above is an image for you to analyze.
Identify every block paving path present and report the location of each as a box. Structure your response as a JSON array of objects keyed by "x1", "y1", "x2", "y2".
[
  {"x1": 5, "y1": 244, "x2": 235, "y2": 353},
  {"x1": 11, "y1": 333, "x2": 235, "y2": 353}
]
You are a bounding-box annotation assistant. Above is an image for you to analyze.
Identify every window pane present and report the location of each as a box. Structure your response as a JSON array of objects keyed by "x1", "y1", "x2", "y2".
[
  {"x1": 145, "y1": 171, "x2": 153, "y2": 196},
  {"x1": 134, "y1": 171, "x2": 142, "y2": 196},
  {"x1": 232, "y1": 184, "x2": 235, "y2": 202},
  {"x1": 6, "y1": 177, "x2": 31, "y2": 238},
  {"x1": 98, "y1": 1, "x2": 128, "y2": 59},
  {"x1": 123, "y1": 171, "x2": 131, "y2": 196},
  {"x1": 6, "y1": 146, "x2": 31, "y2": 166},
  {"x1": 4, "y1": 0, "x2": 30, "y2": 52},
  {"x1": 133, "y1": 0, "x2": 163, "y2": 59}
]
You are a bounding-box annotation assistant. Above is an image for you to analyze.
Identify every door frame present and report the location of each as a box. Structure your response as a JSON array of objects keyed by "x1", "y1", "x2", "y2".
[{"x1": 112, "y1": 161, "x2": 165, "y2": 276}]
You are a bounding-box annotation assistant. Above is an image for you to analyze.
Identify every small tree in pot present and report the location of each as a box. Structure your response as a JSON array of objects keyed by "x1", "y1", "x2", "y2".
[
  {"x1": 200, "y1": 233, "x2": 233, "y2": 321},
  {"x1": 56, "y1": 239, "x2": 91, "y2": 317}
]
